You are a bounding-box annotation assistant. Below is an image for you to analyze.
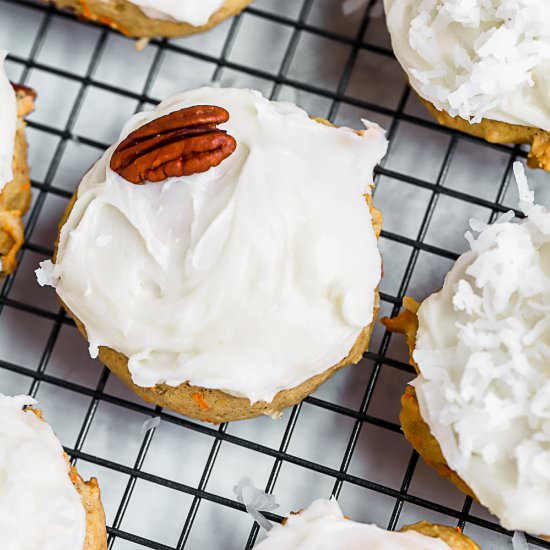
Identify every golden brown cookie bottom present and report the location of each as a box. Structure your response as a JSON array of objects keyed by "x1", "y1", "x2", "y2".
[
  {"x1": 284, "y1": 505, "x2": 480, "y2": 548},
  {"x1": 283, "y1": 510, "x2": 479, "y2": 549},
  {"x1": 382, "y1": 298, "x2": 475, "y2": 500},
  {"x1": 0, "y1": 85, "x2": 34, "y2": 276},
  {"x1": 49, "y1": 0, "x2": 252, "y2": 38},
  {"x1": 404, "y1": 521, "x2": 480, "y2": 550},
  {"x1": 422, "y1": 99, "x2": 550, "y2": 173},
  {"x1": 72, "y1": 471, "x2": 108, "y2": 550}
]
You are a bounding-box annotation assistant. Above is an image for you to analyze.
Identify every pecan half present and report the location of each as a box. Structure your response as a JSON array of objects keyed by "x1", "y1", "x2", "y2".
[{"x1": 110, "y1": 105, "x2": 237, "y2": 184}]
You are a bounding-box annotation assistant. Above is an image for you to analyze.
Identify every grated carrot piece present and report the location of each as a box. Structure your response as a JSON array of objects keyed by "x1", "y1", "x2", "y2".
[
  {"x1": 192, "y1": 392, "x2": 209, "y2": 412},
  {"x1": 79, "y1": 0, "x2": 92, "y2": 19},
  {"x1": 78, "y1": 0, "x2": 131, "y2": 36}
]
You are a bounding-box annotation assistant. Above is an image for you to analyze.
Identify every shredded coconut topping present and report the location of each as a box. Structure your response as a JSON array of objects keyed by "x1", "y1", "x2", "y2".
[
  {"x1": 384, "y1": 0, "x2": 550, "y2": 130},
  {"x1": 414, "y1": 163, "x2": 550, "y2": 534}
]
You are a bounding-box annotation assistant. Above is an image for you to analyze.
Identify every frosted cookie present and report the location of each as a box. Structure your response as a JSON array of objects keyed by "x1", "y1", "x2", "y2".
[
  {"x1": 0, "y1": 51, "x2": 34, "y2": 276},
  {"x1": 384, "y1": 0, "x2": 550, "y2": 172},
  {"x1": 36, "y1": 87, "x2": 387, "y2": 422},
  {"x1": 0, "y1": 394, "x2": 107, "y2": 549},
  {"x1": 383, "y1": 163, "x2": 550, "y2": 536},
  {"x1": 253, "y1": 498, "x2": 480, "y2": 549},
  {"x1": 50, "y1": 0, "x2": 252, "y2": 38}
]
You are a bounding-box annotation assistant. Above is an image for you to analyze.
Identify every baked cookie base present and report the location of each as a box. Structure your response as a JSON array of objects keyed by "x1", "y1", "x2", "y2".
[
  {"x1": 0, "y1": 85, "x2": 34, "y2": 276},
  {"x1": 72, "y1": 471, "x2": 108, "y2": 550},
  {"x1": 422, "y1": 99, "x2": 550, "y2": 173},
  {"x1": 405, "y1": 521, "x2": 480, "y2": 550},
  {"x1": 382, "y1": 299, "x2": 476, "y2": 499},
  {"x1": 49, "y1": 0, "x2": 252, "y2": 38},
  {"x1": 282, "y1": 512, "x2": 479, "y2": 549}
]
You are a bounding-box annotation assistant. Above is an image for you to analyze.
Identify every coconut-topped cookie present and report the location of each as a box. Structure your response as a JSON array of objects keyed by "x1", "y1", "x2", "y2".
[
  {"x1": 253, "y1": 498, "x2": 480, "y2": 549},
  {"x1": 0, "y1": 394, "x2": 107, "y2": 549},
  {"x1": 384, "y1": 163, "x2": 550, "y2": 536},
  {"x1": 50, "y1": 0, "x2": 253, "y2": 38},
  {"x1": 0, "y1": 51, "x2": 34, "y2": 276},
  {"x1": 384, "y1": 0, "x2": 550, "y2": 171},
  {"x1": 37, "y1": 87, "x2": 387, "y2": 422}
]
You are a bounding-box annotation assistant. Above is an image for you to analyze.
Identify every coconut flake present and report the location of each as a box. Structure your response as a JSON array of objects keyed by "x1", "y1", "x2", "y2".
[
  {"x1": 512, "y1": 531, "x2": 529, "y2": 550},
  {"x1": 233, "y1": 477, "x2": 279, "y2": 531},
  {"x1": 88, "y1": 340, "x2": 99, "y2": 360},
  {"x1": 514, "y1": 162, "x2": 535, "y2": 210},
  {"x1": 134, "y1": 38, "x2": 150, "y2": 52},
  {"x1": 140, "y1": 416, "x2": 160, "y2": 436}
]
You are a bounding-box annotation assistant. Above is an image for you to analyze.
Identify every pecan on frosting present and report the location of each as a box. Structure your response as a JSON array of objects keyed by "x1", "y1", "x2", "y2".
[{"x1": 110, "y1": 105, "x2": 237, "y2": 184}]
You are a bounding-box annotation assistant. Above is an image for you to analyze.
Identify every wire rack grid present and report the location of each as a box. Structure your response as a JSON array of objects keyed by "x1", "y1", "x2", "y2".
[{"x1": 0, "y1": 0, "x2": 548, "y2": 549}]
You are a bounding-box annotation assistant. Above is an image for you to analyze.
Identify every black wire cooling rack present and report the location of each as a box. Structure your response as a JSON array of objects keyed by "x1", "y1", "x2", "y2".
[{"x1": 0, "y1": 0, "x2": 547, "y2": 548}]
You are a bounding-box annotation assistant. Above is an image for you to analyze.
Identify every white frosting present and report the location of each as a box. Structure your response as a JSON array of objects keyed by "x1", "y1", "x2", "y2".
[
  {"x1": 254, "y1": 498, "x2": 451, "y2": 549},
  {"x1": 384, "y1": 0, "x2": 550, "y2": 131},
  {"x1": 38, "y1": 87, "x2": 387, "y2": 404},
  {"x1": 126, "y1": 0, "x2": 225, "y2": 25},
  {"x1": 0, "y1": 394, "x2": 86, "y2": 550},
  {"x1": 413, "y1": 163, "x2": 550, "y2": 535},
  {"x1": 0, "y1": 50, "x2": 16, "y2": 190}
]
